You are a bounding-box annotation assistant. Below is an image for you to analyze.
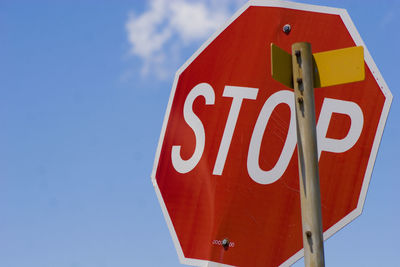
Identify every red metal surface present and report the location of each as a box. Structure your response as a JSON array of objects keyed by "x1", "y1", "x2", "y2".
[{"x1": 155, "y1": 6, "x2": 385, "y2": 267}]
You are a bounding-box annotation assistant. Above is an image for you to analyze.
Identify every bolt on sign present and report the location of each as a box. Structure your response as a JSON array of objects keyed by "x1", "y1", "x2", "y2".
[{"x1": 151, "y1": 0, "x2": 392, "y2": 266}]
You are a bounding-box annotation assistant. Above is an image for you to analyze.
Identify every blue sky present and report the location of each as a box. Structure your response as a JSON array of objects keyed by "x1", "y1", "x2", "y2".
[{"x1": 0, "y1": 0, "x2": 399, "y2": 266}]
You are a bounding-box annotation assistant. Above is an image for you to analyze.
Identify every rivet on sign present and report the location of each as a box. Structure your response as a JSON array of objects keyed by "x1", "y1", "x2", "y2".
[
  {"x1": 283, "y1": 24, "x2": 291, "y2": 34},
  {"x1": 222, "y1": 238, "x2": 230, "y2": 250}
]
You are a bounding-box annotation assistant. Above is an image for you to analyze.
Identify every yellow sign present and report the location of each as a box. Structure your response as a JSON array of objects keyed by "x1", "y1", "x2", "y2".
[{"x1": 271, "y1": 43, "x2": 365, "y2": 88}]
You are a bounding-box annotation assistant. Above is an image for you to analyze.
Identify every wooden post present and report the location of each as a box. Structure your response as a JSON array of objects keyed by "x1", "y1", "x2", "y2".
[{"x1": 291, "y1": 42, "x2": 325, "y2": 267}]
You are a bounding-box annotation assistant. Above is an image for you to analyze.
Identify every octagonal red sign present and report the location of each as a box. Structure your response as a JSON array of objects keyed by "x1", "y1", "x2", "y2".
[{"x1": 151, "y1": 1, "x2": 392, "y2": 266}]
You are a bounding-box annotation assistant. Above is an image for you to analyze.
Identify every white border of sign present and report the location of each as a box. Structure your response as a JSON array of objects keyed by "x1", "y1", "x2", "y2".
[{"x1": 151, "y1": 0, "x2": 393, "y2": 266}]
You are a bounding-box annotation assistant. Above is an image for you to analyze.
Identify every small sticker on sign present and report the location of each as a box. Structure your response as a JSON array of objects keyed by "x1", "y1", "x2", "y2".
[{"x1": 212, "y1": 239, "x2": 235, "y2": 248}]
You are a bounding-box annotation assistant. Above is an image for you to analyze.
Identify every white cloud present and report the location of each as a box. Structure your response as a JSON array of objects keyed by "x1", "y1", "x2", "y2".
[
  {"x1": 169, "y1": 1, "x2": 227, "y2": 43},
  {"x1": 125, "y1": 0, "x2": 245, "y2": 80}
]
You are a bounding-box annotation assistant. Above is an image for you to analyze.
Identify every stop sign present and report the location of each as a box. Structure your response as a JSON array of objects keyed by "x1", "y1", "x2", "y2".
[{"x1": 151, "y1": 1, "x2": 392, "y2": 266}]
